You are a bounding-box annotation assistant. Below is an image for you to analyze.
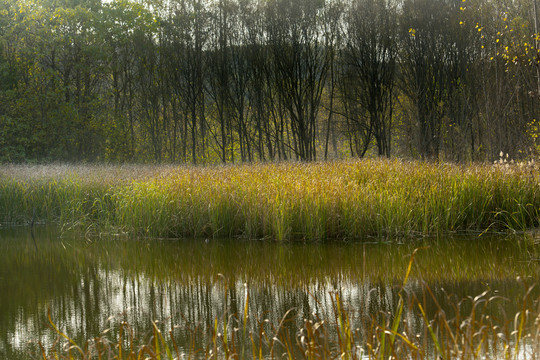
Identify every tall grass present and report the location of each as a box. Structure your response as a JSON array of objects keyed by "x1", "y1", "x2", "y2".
[
  {"x1": 1, "y1": 159, "x2": 539, "y2": 240},
  {"x1": 36, "y1": 254, "x2": 540, "y2": 360}
]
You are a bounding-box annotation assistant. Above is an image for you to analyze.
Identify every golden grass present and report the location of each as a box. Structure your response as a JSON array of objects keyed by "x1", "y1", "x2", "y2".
[{"x1": 1, "y1": 159, "x2": 539, "y2": 240}]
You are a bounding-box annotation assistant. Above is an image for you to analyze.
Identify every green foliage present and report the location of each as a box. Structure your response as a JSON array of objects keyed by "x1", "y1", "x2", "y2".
[{"x1": 0, "y1": 0, "x2": 539, "y2": 163}]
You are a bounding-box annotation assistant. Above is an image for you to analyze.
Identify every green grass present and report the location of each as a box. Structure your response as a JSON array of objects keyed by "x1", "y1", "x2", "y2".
[{"x1": 1, "y1": 159, "x2": 540, "y2": 240}]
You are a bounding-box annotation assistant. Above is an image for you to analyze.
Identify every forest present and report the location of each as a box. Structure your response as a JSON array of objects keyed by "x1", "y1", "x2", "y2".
[{"x1": 0, "y1": 0, "x2": 539, "y2": 163}]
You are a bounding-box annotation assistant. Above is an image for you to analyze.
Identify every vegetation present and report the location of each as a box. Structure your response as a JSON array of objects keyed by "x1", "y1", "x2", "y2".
[
  {"x1": 1, "y1": 0, "x2": 540, "y2": 163},
  {"x1": 34, "y1": 251, "x2": 540, "y2": 359},
  {"x1": 1, "y1": 159, "x2": 539, "y2": 240}
]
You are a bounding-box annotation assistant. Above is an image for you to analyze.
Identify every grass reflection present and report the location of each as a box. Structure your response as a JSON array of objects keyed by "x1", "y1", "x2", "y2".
[{"x1": 34, "y1": 263, "x2": 540, "y2": 359}]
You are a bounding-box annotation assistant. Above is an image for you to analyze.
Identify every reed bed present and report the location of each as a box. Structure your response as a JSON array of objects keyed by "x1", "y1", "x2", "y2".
[{"x1": 1, "y1": 159, "x2": 540, "y2": 240}]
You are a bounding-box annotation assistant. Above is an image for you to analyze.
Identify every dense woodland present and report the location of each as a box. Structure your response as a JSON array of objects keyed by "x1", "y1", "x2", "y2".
[{"x1": 0, "y1": 0, "x2": 540, "y2": 163}]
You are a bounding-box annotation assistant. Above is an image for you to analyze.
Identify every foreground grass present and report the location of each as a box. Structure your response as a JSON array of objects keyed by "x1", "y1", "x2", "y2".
[
  {"x1": 1, "y1": 159, "x2": 539, "y2": 240},
  {"x1": 35, "y1": 253, "x2": 540, "y2": 360}
]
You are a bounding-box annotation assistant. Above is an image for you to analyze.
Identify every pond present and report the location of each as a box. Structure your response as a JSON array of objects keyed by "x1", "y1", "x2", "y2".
[{"x1": 1, "y1": 226, "x2": 539, "y2": 359}]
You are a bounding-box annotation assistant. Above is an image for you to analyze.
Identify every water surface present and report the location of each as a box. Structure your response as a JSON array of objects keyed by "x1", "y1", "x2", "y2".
[{"x1": 0, "y1": 227, "x2": 538, "y2": 358}]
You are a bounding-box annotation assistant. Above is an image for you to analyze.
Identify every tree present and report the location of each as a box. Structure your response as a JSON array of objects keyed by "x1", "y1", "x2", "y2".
[
  {"x1": 341, "y1": 0, "x2": 397, "y2": 157},
  {"x1": 400, "y1": 0, "x2": 455, "y2": 159},
  {"x1": 168, "y1": 0, "x2": 210, "y2": 164},
  {"x1": 267, "y1": 0, "x2": 329, "y2": 161}
]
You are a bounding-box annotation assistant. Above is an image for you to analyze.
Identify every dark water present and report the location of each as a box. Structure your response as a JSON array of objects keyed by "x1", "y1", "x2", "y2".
[{"x1": 0, "y1": 227, "x2": 539, "y2": 358}]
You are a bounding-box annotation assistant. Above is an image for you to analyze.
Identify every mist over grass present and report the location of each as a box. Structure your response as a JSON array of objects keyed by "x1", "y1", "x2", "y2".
[{"x1": 1, "y1": 159, "x2": 539, "y2": 240}]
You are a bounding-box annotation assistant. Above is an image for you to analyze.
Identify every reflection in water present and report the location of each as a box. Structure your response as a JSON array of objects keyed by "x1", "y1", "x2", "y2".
[{"x1": 0, "y1": 227, "x2": 539, "y2": 358}]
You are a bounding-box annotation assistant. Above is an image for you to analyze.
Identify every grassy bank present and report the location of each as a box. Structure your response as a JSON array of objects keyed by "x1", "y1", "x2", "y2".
[{"x1": 1, "y1": 159, "x2": 539, "y2": 240}]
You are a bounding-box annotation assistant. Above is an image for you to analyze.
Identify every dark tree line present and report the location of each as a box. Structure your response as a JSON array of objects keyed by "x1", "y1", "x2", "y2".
[{"x1": 1, "y1": 0, "x2": 539, "y2": 163}]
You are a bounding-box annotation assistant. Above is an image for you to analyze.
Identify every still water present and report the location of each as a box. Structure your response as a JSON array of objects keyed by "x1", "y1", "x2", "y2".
[{"x1": 0, "y1": 226, "x2": 539, "y2": 358}]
